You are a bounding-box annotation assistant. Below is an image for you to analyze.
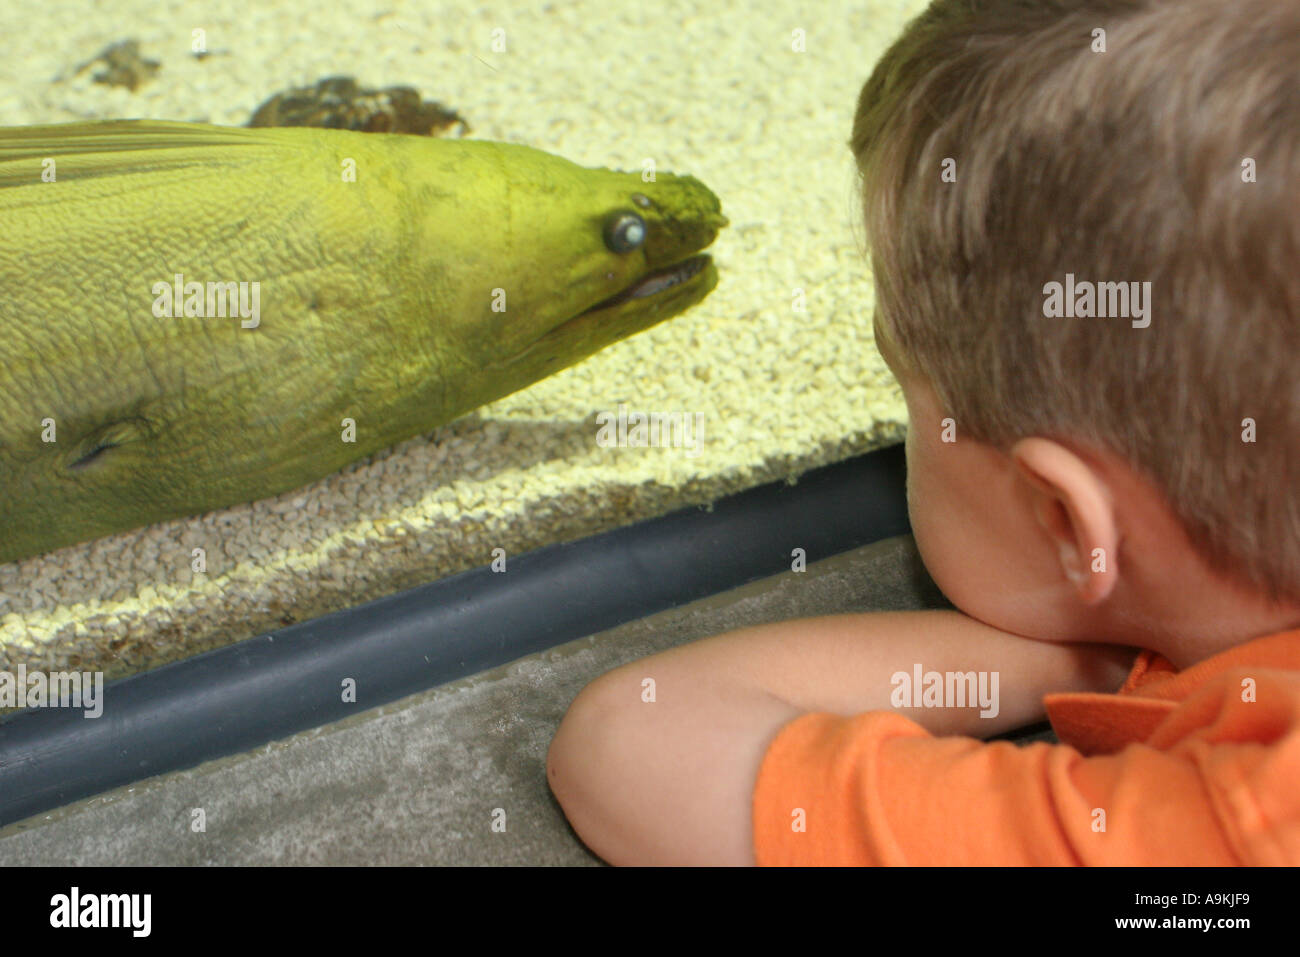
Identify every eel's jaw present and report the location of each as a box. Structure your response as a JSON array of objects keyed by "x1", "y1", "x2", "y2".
[
  {"x1": 497, "y1": 254, "x2": 718, "y2": 376},
  {"x1": 574, "y1": 254, "x2": 713, "y2": 317}
]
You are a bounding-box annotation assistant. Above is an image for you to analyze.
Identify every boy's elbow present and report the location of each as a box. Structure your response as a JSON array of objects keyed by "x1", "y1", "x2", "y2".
[
  {"x1": 547, "y1": 676, "x2": 643, "y2": 864},
  {"x1": 547, "y1": 663, "x2": 778, "y2": 866}
]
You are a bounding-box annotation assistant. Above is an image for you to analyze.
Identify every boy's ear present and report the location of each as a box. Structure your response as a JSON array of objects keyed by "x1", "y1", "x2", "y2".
[{"x1": 1010, "y1": 437, "x2": 1120, "y2": 605}]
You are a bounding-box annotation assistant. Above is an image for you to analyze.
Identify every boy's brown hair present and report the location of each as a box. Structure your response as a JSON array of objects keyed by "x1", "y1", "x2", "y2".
[{"x1": 853, "y1": 0, "x2": 1300, "y2": 604}]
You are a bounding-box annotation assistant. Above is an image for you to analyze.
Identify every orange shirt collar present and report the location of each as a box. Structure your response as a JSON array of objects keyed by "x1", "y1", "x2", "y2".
[{"x1": 1043, "y1": 628, "x2": 1300, "y2": 755}]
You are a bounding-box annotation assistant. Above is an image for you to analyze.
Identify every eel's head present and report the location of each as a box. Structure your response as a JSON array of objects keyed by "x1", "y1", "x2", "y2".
[{"x1": 449, "y1": 144, "x2": 727, "y2": 387}]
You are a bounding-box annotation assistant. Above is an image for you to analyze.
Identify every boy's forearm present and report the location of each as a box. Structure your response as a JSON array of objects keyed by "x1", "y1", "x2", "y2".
[{"x1": 629, "y1": 609, "x2": 1137, "y2": 739}]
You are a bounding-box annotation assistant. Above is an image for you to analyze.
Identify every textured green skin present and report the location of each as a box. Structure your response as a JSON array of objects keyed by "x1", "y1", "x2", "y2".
[{"x1": 0, "y1": 121, "x2": 725, "y2": 564}]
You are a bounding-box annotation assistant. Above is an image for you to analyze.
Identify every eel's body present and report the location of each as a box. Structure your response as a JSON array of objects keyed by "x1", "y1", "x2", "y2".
[{"x1": 0, "y1": 121, "x2": 725, "y2": 564}]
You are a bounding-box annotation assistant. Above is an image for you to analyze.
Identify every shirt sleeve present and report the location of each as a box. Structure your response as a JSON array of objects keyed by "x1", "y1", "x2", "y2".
[{"x1": 751, "y1": 708, "x2": 1246, "y2": 865}]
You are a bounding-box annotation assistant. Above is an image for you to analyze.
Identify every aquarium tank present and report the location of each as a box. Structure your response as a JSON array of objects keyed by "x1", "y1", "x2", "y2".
[{"x1": 0, "y1": 0, "x2": 910, "y2": 690}]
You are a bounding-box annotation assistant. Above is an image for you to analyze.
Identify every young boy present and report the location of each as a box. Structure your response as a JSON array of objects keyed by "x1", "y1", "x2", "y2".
[{"x1": 547, "y1": 0, "x2": 1300, "y2": 865}]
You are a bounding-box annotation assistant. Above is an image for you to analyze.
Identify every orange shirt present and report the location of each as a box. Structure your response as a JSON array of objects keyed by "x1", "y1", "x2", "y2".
[{"x1": 752, "y1": 628, "x2": 1300, "y2": 865}]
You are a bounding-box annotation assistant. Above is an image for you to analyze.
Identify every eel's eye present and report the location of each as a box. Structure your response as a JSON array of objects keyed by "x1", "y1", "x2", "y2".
[{"x1": 603, "y1": 212, "x2": 646, "y2": 253}]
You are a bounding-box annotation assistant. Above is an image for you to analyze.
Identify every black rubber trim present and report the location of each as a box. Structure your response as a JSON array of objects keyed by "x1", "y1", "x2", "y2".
[{"x1": 0, "y1": 443, "x2": 908, "y2": 827}]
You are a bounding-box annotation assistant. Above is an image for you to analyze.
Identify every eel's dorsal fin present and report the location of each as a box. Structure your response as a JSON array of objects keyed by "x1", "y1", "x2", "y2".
[{"x1": 0, "y1": 119, "x2": 294, "y2": 192}]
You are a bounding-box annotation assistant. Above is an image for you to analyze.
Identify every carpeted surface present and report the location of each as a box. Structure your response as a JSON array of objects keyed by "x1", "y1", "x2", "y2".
[
  {"x1": 1, "y1": 534, "x2": 1024, "y2": 866},
  {"x1": 0, "y1": 0, "x2": 922, "y2": 682}
]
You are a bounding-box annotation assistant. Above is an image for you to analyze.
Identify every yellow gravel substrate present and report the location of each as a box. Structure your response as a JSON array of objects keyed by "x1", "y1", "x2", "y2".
[{"x1": 0, "y1": 0, "x2": 917, "y2": 680}]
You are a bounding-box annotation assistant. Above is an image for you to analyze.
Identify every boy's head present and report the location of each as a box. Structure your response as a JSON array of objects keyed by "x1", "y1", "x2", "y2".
[{"x1": 853, "y1": 0, "x2": 1299, "y2": 658}]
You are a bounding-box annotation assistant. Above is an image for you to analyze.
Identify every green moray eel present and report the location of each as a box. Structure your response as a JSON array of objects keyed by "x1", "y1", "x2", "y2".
[{"x1": 0, "y1": 121, "x2": 726, "y2": 564}]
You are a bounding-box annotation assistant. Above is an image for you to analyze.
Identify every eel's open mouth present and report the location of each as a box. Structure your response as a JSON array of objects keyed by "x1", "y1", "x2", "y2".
[{"x1": 578, "y1": 254, "x2": 711, "y2": 316}]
